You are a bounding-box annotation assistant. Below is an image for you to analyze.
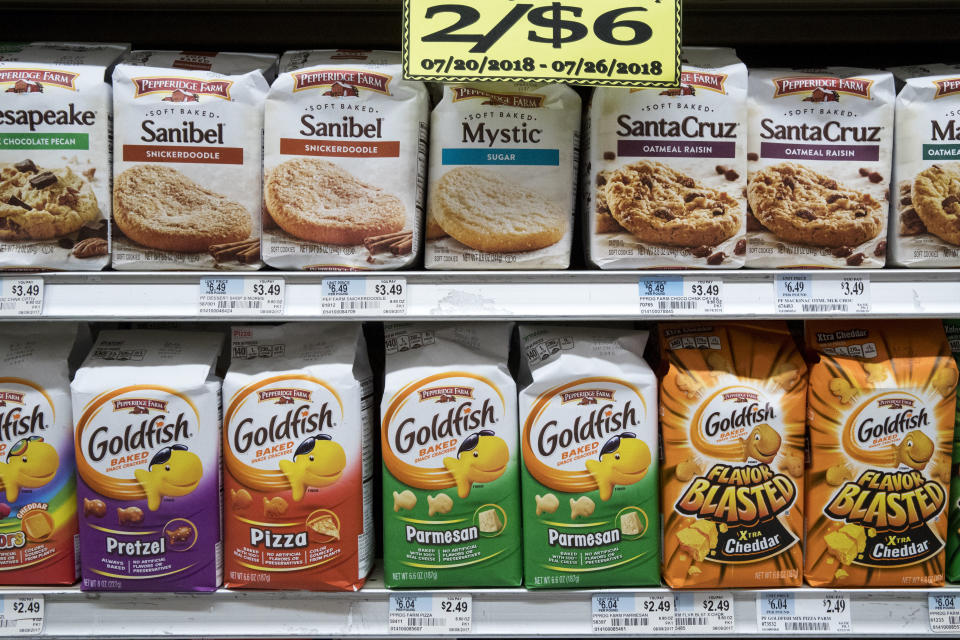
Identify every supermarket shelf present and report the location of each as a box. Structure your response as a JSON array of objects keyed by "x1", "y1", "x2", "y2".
[{"x1": 9, "y1": 269, "x2": 960, "y2": 321}]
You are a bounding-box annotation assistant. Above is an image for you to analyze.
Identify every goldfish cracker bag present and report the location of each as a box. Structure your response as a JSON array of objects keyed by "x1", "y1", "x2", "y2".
[
  {"x1": 72, "y1": 330, "x2": 223, "y2": 591},
  {"x1": 222, "y1": 323, "x2": 373, "y2": 590},
  {"x1": 0, "y1": 323, "x2": 79, "y2": 584},
  {"x1": 659, "y1": 322, "x2": 807, "y2": 588},
  {"x1": 945, "y1": 320, "x2": 960, "y2": 583},
  {"x1": 381, "y1": 322, "x2": 521, "y2": 588},
  {"x1": 518, "y1": 325, "x2": 659, "y2": 588},
  {"x1": 806, "y1": 320, "x2": 958, "y2": 587}
]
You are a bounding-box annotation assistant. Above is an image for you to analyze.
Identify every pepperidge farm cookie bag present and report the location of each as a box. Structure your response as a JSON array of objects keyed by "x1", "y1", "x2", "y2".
[
  {"x1": 425, "y1": 82, "x2": 580, "y2": 269},
  {"x1": 223, "y1": 323, "x2": 374, "y2": 591},
  {"x1": 747, "y1": 68, "x2": 894, "y2": 268},
  {"x1": 805, "y1": 320, "x2": 958, "y2": 587},
  {"x1": 381, "y1": 323, "x2": 521, "y2": 587},
  {"x1": 585, "y1": 47, "x2": 747, "y2": 269},
  {"x1": 112, "y1": 51, "x2": 276, "y2": 270},
  {"x1": 263, "y1": 50, "x2": 428, "y2": 270},
  {"x1": 72, "y1": 330, "x2": 224, "y2": 591},
  {"x1": 0, "y1": 42, "x2": 128, "y2": 270},
  {"x1": 659, "y1": 322, "x2": 807, "y2": 588},
  {"x1": 518, "y1": 325, "x2": 659, "y2": 588}
]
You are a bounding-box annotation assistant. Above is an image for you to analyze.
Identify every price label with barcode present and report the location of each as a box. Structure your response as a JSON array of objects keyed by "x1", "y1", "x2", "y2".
[
  {"x1": 930, "y1": 593, "x2": 960, "y2": 632},
  {"x1": 0, "y1": 596, "x2": 43, "y2": 635},
  {"x1": 0, "y1": 278, "x2": 43, "y2": 317},
  {"x1": 321, "y1": 277, "x2": 406, "y2": 316},
  {"x1": 388, "y1": 594, "x2": 471, "y2": 634},
  {"x1": 592, "y1": 594, "x2": 674, "y2": 633},
  {"x1": 758, "y1": 591, "x2": 850, "y2": 634},
  {"x1": 638, "y1": 276, "x2": 723, "y2": 315},
  {"x1": 674, "y1": 591, "x2": 734, "y2": 633},
  {"x1": 775, "y1": 274, "x2": 870, "y2": 314},
  {"x1": 198, "y1": 278, "x2": 285, "y2": 316}
]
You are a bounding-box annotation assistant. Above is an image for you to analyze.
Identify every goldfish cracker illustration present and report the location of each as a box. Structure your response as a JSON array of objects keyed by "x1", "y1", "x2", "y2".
[
  {"x1": 933, "y1": 365, "x2": 959, "y2": 398},
  {"x1": 0, "y1": 324, "x2": 79, "y2": 585},
  {"x1": 165, "y1": 526, "x2": 192, "y2": 544},
  {"x1": 943, "y1": 320, "x2": 960, "y2": 583},
  {"x1": 382, "y1": 322, "x2": 521, "y2": 588},
  {"x1": 519, "y1": 325, "x2": 660, "y2": 588},
  {"x1": 72, "y1": 330, "x2": 223, "y2": 592},
  {"x1": 660, "y1": 322, "x2": 807, "y2": 588},
  {"x1": 222, "y1": 323, "x2": 375, "y2": 591},
  {"x1": 443, "y1": 430, "x2": 509, "y2": 499},
  {"x1": 806, "y1": 320, "x2": 958, "y2": 587},
  {"x1": 675, "y1": 372, "x2": 701, "y2": 398},
  {"x1": 829, "y1": 378, "x2": 857, "y2": 404}
]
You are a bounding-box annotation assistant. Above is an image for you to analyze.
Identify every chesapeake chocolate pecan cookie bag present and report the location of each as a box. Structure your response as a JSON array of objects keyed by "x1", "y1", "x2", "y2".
[
  {"x1": 747, "y1": 68, "x2": 894, "y2": 268},
  {"x1": 659, "y1": 322, "x2": 807, "y2": 588},
  {"x1": 585, "y1": 47, "x2": 747, "y2": 269}
]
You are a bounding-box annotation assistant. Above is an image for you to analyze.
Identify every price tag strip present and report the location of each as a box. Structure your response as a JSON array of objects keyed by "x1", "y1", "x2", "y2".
[
  {"x1": 0, "y1": 278, "x2": 43, "y2": 317},
  {"x1": 930, "y1": 593, "x2": 960, "y2": 633},
  {"x1": 198, "y1": 277, "x2": 285, "y2": 316},
  {"x1": 592, "y1": 594, "x2": 674, "y2": 634},
  {"x1": 639, "y1": 276, "x2": 723, "y2": 315},
  {"x1": 674, "y1": 591, "x2": 735, "y2": 633},
  {"x1": 0, "y1": 596, "x2": 43, "y2": 636},
  {"x1": 321, "y1": 277, "x2": 406, "y2": 316},
  {"x1": 403, "y1": 0, "x2": 680, "y2": 87},
  {"x1": 775, "y1": 274, "x2": 871, "y2": 314},
  {"x1": 758, "y1": 591, "x2": 851, "y2": 634},
  {"x1": 389, "y1": 594, "x2": 471, "y2": 634}
]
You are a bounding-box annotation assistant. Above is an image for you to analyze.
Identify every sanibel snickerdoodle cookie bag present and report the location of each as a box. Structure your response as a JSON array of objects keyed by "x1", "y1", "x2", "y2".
[
  {"x1": 263, "y1": 50, "x2": 428, "y2": 270},
  {"x1": 112, "y1": 51, "x2": 276, "y2": 270},
  {"x1": 585, "y1": 47, "x2": 747, "y2": 269},
  {"x1": 746, "y1": 68, "x2": 894, "y2": 268}
]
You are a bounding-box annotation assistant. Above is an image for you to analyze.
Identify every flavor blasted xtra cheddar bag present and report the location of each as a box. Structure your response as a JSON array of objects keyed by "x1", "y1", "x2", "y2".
[
  {"x1": 381, "y1": 323, "x2": 521, "y2": 587},
  {"x1": 660, "y1": 322, "x2": 807, "y2": 588},
  {"x1": 0, "y1": 323, "x2": 79, "y2": 584},
  {"x1": 223, "y1": 323, "x2": 374, "y2": 590},
  {"x1": 945, "y1": 320, "x2": 960, "y2": 582},
  {"x1": 72, "y1": 330, "x2": 223, "y2": 591},
  {"x1": 805, "y1": 320, "x2": 958, "y2": 587},
  {"x1": 518, "y1": 325, "x2": 659, "y2": 588}
]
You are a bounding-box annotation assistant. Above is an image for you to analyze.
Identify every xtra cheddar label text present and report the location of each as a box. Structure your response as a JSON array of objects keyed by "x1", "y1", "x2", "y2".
[{"x1": 402, "y1": 0, "x2": 680, "y2": 87}]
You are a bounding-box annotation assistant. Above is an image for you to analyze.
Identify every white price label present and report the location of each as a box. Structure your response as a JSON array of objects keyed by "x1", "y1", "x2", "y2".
[
  {"x1": 929, "y1": 593, "x2": 960, "y2": 632},
  {"x1": 0, "y1": 596, "x2": 43, "y2": 635},
  {"x1": 638, "y1": 276, "x2": 723, "y2": 315},
  {"x1": 758, "y1": 591, "x2": 850, "y2": 634},
  {"x1": 321, "y1": 277, "x2": 406, "y2": 316},
  {"x1": 775, "y1": 274, "x2": 870, "y2": 314},
  {"x1": 674, "y1": 591, "x2": 734, "y2": 633},
  {"x1": 0, "y1": 278, "x2": 43, "y2": 317},
  {"x1": 592, "y1": 594, "x2": 674, "y2": 633},
  {"x1": 388, "y1": 594, "x2": 471, "y2": 634},
  {"x1": 198, "y1": 278, "x2": 285, "y2": 316}
]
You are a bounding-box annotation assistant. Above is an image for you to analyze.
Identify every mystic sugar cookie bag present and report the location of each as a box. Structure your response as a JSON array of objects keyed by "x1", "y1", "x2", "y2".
[
  {"x1": 806, "y1": 320, "x2": 958, "y2": 587},
  {"x1": 518, "y1": 325, "x2": 660, "y2": 588},
  {"x1": 223, "y1": 323, "x2": 374, "y2": 591},
  {"x1": 660, "y1": 322, "x2": 807, "y2": 588},
  {"x1": 381, "y1": 323, "x2": 521, "y2": 587},
  {"x1": 72, "y1": 330, "x2": 224, "y2": 591}
]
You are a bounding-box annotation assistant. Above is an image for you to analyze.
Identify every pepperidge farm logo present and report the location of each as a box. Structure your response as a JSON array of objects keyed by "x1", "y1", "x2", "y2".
[
  {"x1": 112, "y1": 398, "x2": 168, "y2": 414},
  {"x1": 451, "y1": 87, "x2": 545, "y2": 108},
  {"x1": 256, "y1": 388, "x2": 313, "y2": 404},
  {"x1": 132, "y1": 77, "x2": 234, "y2": 101},
  {"x1": 292, "y1": 69, "x2": 391, "y2": 96},
  {"x1": 934, "y1": 78, "x2": 960, "y2": 99},
  {"x1": 655, "y1": 71, "x2": 727, "y2": 97},
  {"x1": 773, "y1": 76, "x2": 873, "y2": 102},
  {"x1": 0, "y1": 68, "x2": 79, "y2": 93}
]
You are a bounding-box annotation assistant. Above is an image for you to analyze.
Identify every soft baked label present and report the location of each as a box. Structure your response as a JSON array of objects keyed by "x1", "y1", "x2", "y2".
[
  {"x1": 889, "y1": 65, "x2": 960, "y2": 267},
  {"x1": 263, "y1": 50, "x2": 428, "y2": 271},
  {"x1": 112, "y1": 51, "x2": 276, "y2": 271},
  {"x1": 425, "y1": 81, "x2": 580, "y2": 270},
  {"x1": 585, "y1": 47, "x2": 747, "y2": 269},
  {"x1": 0, "y1": 43, "x2": 128, "y2": 270},
  {"x1": 805, "y1": 320, "x2": 958, "y2": 587},
  {"x1": 659, "y1": 322, "x2": 807, "y2": 588},
  {"x1": 746, "y1": 67, "x2": 894, "y2": 268}
]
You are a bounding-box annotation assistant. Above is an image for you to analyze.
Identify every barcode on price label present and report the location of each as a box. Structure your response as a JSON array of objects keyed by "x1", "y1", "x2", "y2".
[
  {"x1": 0, "y1": 596, "x2": 43, "y2": 635},
  {"x1": 930, "y1": 594, "x2": 960, "y2": 632},
  {"x1": 0, "y1": 278, "x2": 43, "y2": 317},
  {"x1": 638, "y1": 276, "x2": 723, "y2": 315},
  {"x1": 758, "y1": 591, "x2": 850, "y2": 634},
  {"x1": 388, "y1": 594, "x2": 471, "y2": 634},
  {"x1": 775, "y1": 274, "x2": 870, "y2": 314},
  {"x1": 592, "y1": 594, "x2": 674, "y2": 633},
  {"x1": 674, "y1": 592, "x2": 734, "y2": 633},
  {"x1": 321, "y1": 277, "x2": 406, "y2": 316},
  {"x1": 198, "y1": 278, "x2": 285, "y2": 316}
]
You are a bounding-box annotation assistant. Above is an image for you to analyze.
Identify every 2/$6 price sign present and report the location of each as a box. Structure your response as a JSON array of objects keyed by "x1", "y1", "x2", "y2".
[{"x1": 402, "y1": 0, "x2": 680, "y2": 87}]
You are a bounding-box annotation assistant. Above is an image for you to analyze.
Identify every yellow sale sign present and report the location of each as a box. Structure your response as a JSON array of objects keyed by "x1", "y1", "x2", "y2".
[{"x1": 402, "y1": 0, "x2": 680, "y2": 87}]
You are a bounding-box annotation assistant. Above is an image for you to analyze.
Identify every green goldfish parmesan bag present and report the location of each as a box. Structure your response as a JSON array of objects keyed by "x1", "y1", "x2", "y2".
[
  {"x1": 518, "y1": 325, "x2": 660, "y2": 588},
  {"x1": 381, "y1": 323, "x2": 521, "y2": 588},
  {"x1": 946, "y1": 320, "x2": 960, "y2": 583}
]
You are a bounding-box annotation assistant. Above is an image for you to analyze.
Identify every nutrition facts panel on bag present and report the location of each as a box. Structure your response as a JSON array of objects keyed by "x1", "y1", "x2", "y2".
[
  {"x1": 321, "y1": 277, "x2": 406, "y2": 316},
  {"x1": 0, "y1": 278, "x2": 43, "y2": 317},
  {"x1": 0, "y1": 596, "x2": 43, "y2": 635},
  {"x1": 198, "y1": 277, "x2": 285, "y2": 316},
  {"x1": 388, "y1": 594, "x2": 471, "y2": 634}
]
